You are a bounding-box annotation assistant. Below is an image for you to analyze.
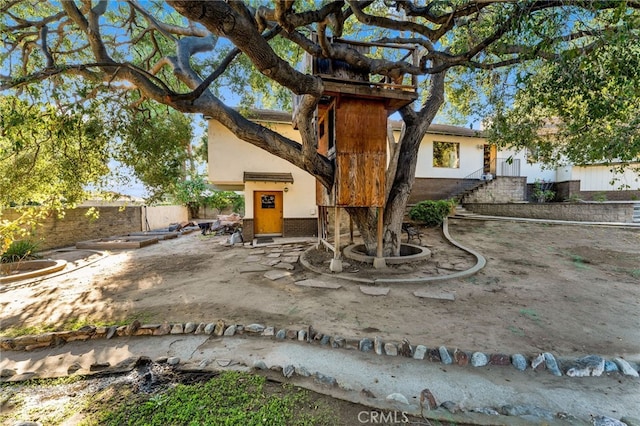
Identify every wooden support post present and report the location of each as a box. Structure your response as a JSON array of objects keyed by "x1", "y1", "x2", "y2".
[
  {"x1": 349, "y1": 215, "x2": 354, "y2": 244},
  {"x1": 373, "y1": 206, "x2": 386, "y2": 269},
  {"x1": 330, "y1": 206, "x2": 343, "y2": 272}
]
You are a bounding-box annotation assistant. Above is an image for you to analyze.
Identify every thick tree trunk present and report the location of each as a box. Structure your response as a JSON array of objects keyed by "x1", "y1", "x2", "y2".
[{"x1": 345, "y1": 71, "x2": 446, "y2": 257}]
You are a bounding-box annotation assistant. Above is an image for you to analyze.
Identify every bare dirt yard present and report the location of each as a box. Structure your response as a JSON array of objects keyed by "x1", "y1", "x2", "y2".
[{"x1": 1, "y1": 218, "x2": 639, "y2": 359}]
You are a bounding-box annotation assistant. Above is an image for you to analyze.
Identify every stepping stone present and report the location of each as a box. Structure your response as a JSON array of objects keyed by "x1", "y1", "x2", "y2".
[
  {"x1": 250, "y1": 250, "x2": 266, "y2": 255},
  {"x1": 264, "y1": 270, "x2": 292, "y2": 281},
  {"x1": 295, "y1": 279, "x2": 342, "y2": 289},
  {"x1": 413, "y1": 290, "x2": 455, "y2": 301},
  {"x1": 239, "y1": 264, "x2": 270, "y2": 273},
  {"x1": 261, "y1": 259, "x2": 281, "y2": 266},
  {"x1": 359, "y1": 286, "x2": 390, "y2": 296},
  {"x1": 274, "y1": 262, "x2": 295, "y2": 270},
  {"x1": 244, "y1": 255, "x2": 262, "y2": 263},
  {"x1": 282, "y1": 256, "x2": 299, "y2": 263},
  {"x1": 267, "y1": 253, "x2": 282, "y2": 258}
]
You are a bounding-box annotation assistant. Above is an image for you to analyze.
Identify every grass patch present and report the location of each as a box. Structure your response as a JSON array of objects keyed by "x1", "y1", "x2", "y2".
[
  {"x1": 569, "y1": 254, "x2": 589, "y2": 270},
  {"x1": 508, "y1": 325, "x2": 526, "y2": 337},
  {"x1": 519, "y1": 308, "x2": 541, "y2": 325},
  {"x1": 84, "y1": 371, "x2": 337, "y2": 426}
]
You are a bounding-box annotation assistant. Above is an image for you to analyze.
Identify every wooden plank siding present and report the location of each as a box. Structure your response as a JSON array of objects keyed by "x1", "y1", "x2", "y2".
[{"x1": 335, "y1": 98, "x2": 387, "y2": 207}]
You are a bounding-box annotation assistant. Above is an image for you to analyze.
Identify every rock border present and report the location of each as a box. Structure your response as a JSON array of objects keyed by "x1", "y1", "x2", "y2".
[
  {"x1": 2, "y1": 320, "x2": 638, "y2": 380},
  {"x1": 3, "y1": 321, "x2": 639, "y2": 426}
]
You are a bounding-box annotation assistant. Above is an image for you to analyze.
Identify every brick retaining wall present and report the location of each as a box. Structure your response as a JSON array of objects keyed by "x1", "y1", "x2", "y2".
[
  {"x1": 465, "y1": 202, "x2": 636, "y2": 223},
  {"x1": 242, "y1": 218, "x2": 317, "y2": 241}
]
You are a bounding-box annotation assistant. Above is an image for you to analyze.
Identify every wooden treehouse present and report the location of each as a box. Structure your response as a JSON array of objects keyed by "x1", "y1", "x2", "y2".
[{"x1": 296, "y1": 38, "x2": 420, "y2": 270}]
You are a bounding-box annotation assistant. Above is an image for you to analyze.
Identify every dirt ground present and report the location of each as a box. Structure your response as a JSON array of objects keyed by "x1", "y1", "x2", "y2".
[{"x1": 1, "y1": 218, "x2": 639, "y2": 358}]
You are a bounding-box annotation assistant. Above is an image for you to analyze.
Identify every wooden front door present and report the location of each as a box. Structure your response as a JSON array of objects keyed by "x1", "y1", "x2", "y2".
[{"x1": 253, "y1": 191, "x2": 283, "y2": 236}]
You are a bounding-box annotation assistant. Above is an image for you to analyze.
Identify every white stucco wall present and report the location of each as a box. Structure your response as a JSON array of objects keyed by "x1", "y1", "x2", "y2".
[
  {"x1": 497, "y1": 148, "x2": 556, "y2": 183},
  {"x1": 415, "y1": 133, "x2": 487, "y2": 178},
  {"x1": 208, "y1": 120, "x2": 317, "y2": 219},
  {"x1": 571, "y1": 165, "x2": 640, "y2": 191}
]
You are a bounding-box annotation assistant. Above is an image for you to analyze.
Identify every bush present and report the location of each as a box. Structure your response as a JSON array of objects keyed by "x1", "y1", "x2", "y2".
[
  {"x1": 409, "y1": 199, "x2": 455, "y2": 227},
  {"x1": 1, "y1": 239, "x2": 40, "y2": 263}
]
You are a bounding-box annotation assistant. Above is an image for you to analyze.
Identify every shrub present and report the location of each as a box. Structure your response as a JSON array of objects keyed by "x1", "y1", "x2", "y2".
[
  {"x1": 1, "y1": 239, "x2": 40, "y2": 263},
  {"x1": 409, "y1": 199, "x2": 455, "y2": 227}
]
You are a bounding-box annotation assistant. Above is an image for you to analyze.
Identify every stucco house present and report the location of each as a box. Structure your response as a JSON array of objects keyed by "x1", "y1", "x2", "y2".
[{"x1": 208, "y1": 110, "x2": 640, "y2": 239}]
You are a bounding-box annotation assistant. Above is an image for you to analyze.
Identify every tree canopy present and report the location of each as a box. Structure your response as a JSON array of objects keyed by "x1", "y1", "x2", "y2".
[{"x1": 2, "y1": 1, "x2": 639, "y2": 254}]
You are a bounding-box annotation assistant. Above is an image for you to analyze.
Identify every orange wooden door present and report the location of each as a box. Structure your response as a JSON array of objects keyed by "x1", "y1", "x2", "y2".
[{"x1": 253, "y1": 191, "x2": 283, "y2": 235}]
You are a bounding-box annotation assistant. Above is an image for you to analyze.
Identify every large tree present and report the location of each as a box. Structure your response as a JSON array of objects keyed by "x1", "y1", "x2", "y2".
[{"x1": 2, "y1": 1, "x2": 639, "y2": 255}]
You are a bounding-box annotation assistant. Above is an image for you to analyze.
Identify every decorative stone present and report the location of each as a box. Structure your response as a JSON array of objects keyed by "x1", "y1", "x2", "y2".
[
  {"x1": 1, "y1": 368, "x2": 16, "y2": 377},
  {"x1": 439, "y1": 346, "x2": 452, "y2": 365},
  {"x1": 264, "y1": 270, "x2": 292, "y2": 280},
  {"x1": 471, "y1": 352, "x2": 488, "y2": 367},
  {"x1": 263, "y1": 326, "x2": 275, "y2": 336},
  {"x1": 167, "y1": 357, "x2": 180, "y2": 365},
  {"x1": 275, "y1": 329, "x2": 286, "y2": 340},
  {"x1": 223, "y1": 325, "x2": 237, "y2": 336},
  {"x1": 121, "y1": 321, "x2": 137, "y2": 336},
  {"x1": 307, "y1": 325, "x2": 316, "y2": 342},
  {"x1": 245, "y1": 324, "x2": 265, "y2": 333},
  {"x1": 314, "y1": 373, "x2": 337, "y2": 386},
  {"x1": 282, "y1": 364, "x2": 295, "y2": 378},
  {"x1": 194, "y1": 323, "x2": 206, "y2": 335},
  {"x1": 426, "y1": 348, "x2": 441, "y2": 362},
  {"x1": 566, "y1": 355, "x2": 605, "y2": 377},
  {"x1": 261, "y1": 259, "x2": 280, "y2": 267},
  {"x1": 216, "y1": 359, "x2": 232, "y2": 367},
  {"x1": 359, "y1": 286, "x2": 390, "y2": 296},
  {"x1": 604, "y1": 360, "x2": 619, "y2": 372},
  {"x1": 374, "y1": 337, "x2": 384, "y2": 355},
  {"x1": 89, "y1": 362, "x2": 110, "y2": 371},
  {"x1": 286, "y1": 329, "x2": 298, "y2": 339},
  {"x1": 244, "y1": 255, "x2": 262, "y2": 263},
  {"x1": 386, "y1": 393, "x2": 409, "y2": 405},
  {"x1": 282, "y1": 256, "x2": 299, "y2": 264},
  {"x1": 266, "y1": 253, "x2": 281, "y2": 258},
  {"x1": 213, "y1": 320, "x2": 226, "y2": 336},
  {"x1": 453, "y1": 349, "x2": 469, "y2": 366},
  {"x1": 413, "y1": 345, "x2": 427, "y2": 360},
  {"x1": 420, "y1": 388, "x2": 438, "y2": 410},
  {"x1": 67, "y1": 362, "x2": 82, "y2": 374},
  {"x1": 440, "y1": 401, "x2": 462, "y2": 414},
  {"x1": 345, "y1": 339, "x2": 360, "y2": 350},
  {"x1": 592, "y1": 416, "x2": 628, "y2": 426},
  {"x1": 511, "y1": 354, "x2": 527, "y2": 371},
  {"x1": 183, "y1": 322, "x2": 196, "y2": 334},
  {"x1": 331, "y1": 336, "x2": 345, "y2": 348},
  {"x1": 274, "y1": 262, "x2": 295, "y2": 270},
  {"x1": 106, "y1": 326, "x2": 118, "y2": 339},
  {"x1": 320, "y1": 335, "x2": 330, "y2": 345},
  {"x1": 204, "y1": 323, "x2": 215, "y2": 335},
  {"x1": 384, "y1": 343, "x2": 398, "y2": 356},
  {"x1": 296, "y1": 366, "x2": 311, "y2": 377},
  {"x1": 543, "y1": 352, "x2": 562, "y2": 376},
  {"x1": 359, "y1": 338, "x2": 373, "y2": 352},
  {"x1": 500, "y1": 405, "x2": 554, "y2": 420},
  {"x1": 531, "y1": 353, "x2": 546, "y2": 370},
  {"x1": 489, "y1": 353, "x2": 511, "y2": 366},
  {"x1": 614, "y1": 357, "x2": 640, "y2": 377},
  {"x1": 170, "y1": 324, "x2": 184, "y2": 334},
  {"x1": 253, "y1": 360, "x2": 267, "y2": 370},
  {"x1": 399, "y1": 339, "x2": 412, "y2": 357},
  {"x1": 297, "y1": 330, "x2": 307, "y2": 341}
]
